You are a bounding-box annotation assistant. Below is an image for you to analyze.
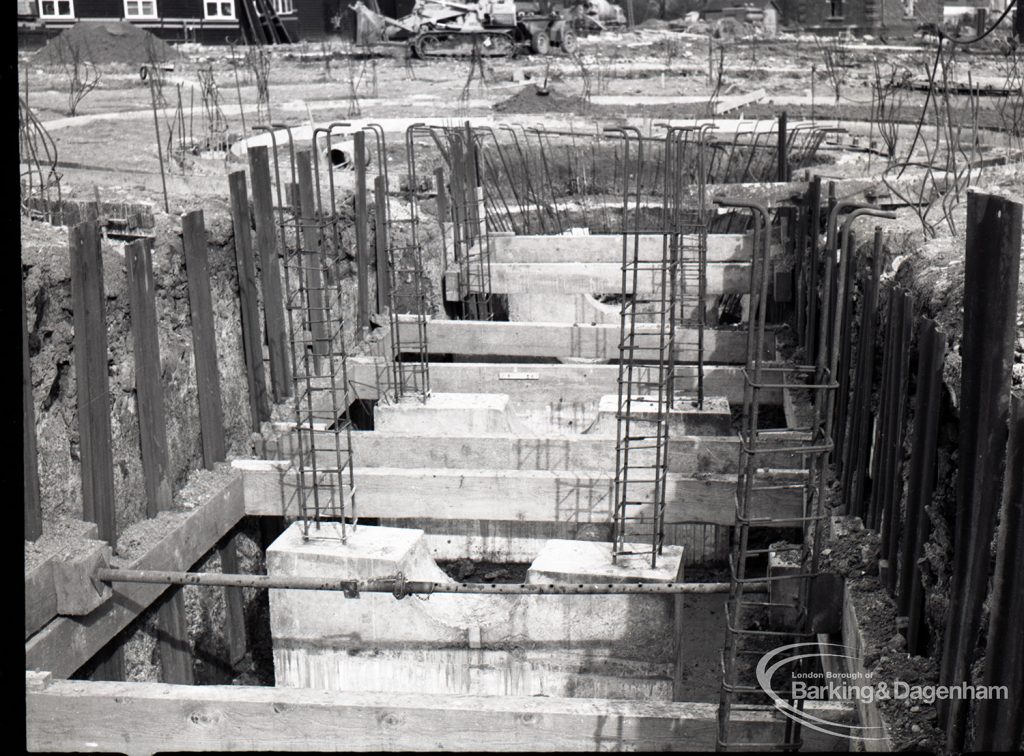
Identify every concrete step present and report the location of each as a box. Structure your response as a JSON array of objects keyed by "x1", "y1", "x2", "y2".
[
  {"x1": 487, "y1": 233, "x2": 754, "y2": 264},
  {"x1": 274, "y1": 430, "x2": 803, "y2": 475},
  {"x1": 396, "y1": 317, "x2": 762, "y2": 364},
  {"x1": 242, "y1": 463, "x2": 806, "y2": 526},
  {"x1": 444, "y1": 261, "x2": 750, "y2": 300},
  {"x1": 586, "y1": 395, "x2": 733, "y2": 436},
  {"x1": 504, "y1": 291, "x2": 730, "y2": 324},
  {"x1": 341, "y1": 360, "x2": 778, "y2": 414}
]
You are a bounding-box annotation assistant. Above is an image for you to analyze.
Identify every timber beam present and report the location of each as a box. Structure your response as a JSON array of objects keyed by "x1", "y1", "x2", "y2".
[
  {"x1": 26, "y1": 676, "x2": 851, "y2": 753},
  {"x1": 25, "y1": 475, "x2": 244, "y2": 679}
]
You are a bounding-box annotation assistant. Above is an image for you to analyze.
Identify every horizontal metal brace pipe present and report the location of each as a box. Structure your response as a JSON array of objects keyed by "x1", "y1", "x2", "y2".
[{"x1": 95, "y1": 568, "x2": 756, "y2": 596}]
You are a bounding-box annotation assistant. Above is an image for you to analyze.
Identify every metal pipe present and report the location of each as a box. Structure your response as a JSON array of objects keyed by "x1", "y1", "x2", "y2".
[{"x1": 95, "y1": 568, "x2": 750, "y2": 595}]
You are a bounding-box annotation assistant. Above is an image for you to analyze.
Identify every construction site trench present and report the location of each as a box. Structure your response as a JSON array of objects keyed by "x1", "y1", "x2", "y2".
[{"x1": 21, "y1": 15, "x2": 1024, "y2": 755}]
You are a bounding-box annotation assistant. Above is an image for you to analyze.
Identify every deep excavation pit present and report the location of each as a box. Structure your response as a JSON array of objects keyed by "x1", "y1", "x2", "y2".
[{"x1": 22, "y1": 20, "x2": 1024, "y2": 753}]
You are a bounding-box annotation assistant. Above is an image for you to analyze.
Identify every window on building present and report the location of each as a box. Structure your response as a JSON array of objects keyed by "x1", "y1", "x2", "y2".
[
  {"x1": 903, "y1": 0, "x2": 914, "y2": 16},
  {"x1": 828, "y1": 0, "x2": 843, "y2": 17},
  {"x1": 272, "y1": 0, "x2": 294, "y2": 14},
  {"x1": 204, "y1": 0, "x2": 235, "y2": 18},
  {"x1": 124, "y1": 0, "x2": 157, "y2": 17},
  {"x1": 38, "y1": 0, "x2": 74, "y2": 18}
]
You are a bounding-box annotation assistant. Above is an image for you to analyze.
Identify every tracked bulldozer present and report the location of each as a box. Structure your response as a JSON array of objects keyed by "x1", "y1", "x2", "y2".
[{"x1": 353, "y1": 0, "x2": 579, "y2": 58}]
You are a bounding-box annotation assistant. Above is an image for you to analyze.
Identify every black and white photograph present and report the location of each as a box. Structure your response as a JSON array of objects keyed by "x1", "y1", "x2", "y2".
[{"x1": 18, "y1": 0, "x2": 1024, "y2": 751}]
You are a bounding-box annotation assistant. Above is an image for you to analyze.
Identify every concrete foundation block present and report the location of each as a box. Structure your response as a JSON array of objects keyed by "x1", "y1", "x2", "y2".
[
  {"x1": 669, "y1": 395, "x2": 733, "y2": 435},
  {"x1": 588, "y1": 394, "x2": 732, "y2": 436},
  {"x1": 527, "y1": 539, "x2": 684, "y2": 585},
  {"x1": 267, "y1": 522, "x2": 444, "y2": 584},
  {"x1": 373, "y1": 393, "x2": 526, "y2": 436},
  {"x1": 267, "y1": 524, "x2": 679, "y2": 697},
  {"x1": 273, "y1": 646, "x2": 674, "y2": 700},
  {"x1": 52, "y1": 540, "x2": 112, "y2": 616}
]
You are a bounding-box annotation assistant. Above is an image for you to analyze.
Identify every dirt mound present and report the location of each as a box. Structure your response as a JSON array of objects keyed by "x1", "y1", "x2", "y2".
[
  {"x1": 494, "y1": 84, "x2": 586, "y2": 114},
  {"x1": 33, "y1": 21, "x2": 178, "y2": 66}
]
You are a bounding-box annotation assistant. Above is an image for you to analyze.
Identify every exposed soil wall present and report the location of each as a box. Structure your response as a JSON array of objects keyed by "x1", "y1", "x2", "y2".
[
  {"x1": 822, "y1": 180, "x2": 1024, "y2": 749},
  {"x1": 23, "y1": 207, "x2": 253, "y2": 544}
]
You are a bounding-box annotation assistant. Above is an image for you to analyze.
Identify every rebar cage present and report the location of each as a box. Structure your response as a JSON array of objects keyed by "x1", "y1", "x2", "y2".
[
  {"x1": 437, "y1": 123, "x2": 495, "y2": 321},
  {"x1": 264, "y1": 123, "x2": 358, "y2": 542},
  {"x1": 715, "y1": 201, "x2": 838, "y2": 752},
  {"x1": 407, "y1": 120, "x2": 828, "y2": 238},
  {"x1": 606, "y1": 125, "x2": 712, "y2": 568},
  {"x1": 383, "y1": 124, "x2": 432, "y2": 403}
]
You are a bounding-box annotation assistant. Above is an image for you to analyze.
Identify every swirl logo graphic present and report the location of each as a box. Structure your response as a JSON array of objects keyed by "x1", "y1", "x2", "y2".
[{"x1": 755, "y1": 641, "x2": 890, "y2": 743}]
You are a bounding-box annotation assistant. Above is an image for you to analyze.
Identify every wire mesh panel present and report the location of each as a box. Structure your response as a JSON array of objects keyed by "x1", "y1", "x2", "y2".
[
  {"x1": 270, "y1": 125, "x2": 358, "y2": 542},
  {"x1": 715, "y1": 201, "x2": 837, "y2": 752}
]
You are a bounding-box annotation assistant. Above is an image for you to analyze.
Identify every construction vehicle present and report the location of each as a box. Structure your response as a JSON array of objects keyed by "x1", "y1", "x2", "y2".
[
  {"x1": 569, "y1": 0, "x2": 626, "y2": 30},
  {"x1": 353, "y1": 0, "x2": 579, "y2": 58}
]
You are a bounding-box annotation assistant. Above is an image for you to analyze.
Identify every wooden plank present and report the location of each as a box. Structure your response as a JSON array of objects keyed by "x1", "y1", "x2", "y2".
[
  {"x1": 25, "y1": 557, "x2": 57, "y2": 640},
  {"x1": 247, "y1": 146, "x2": 291, "y2": 403},
  {"x1": 940, "y1": 192, "x2": 1023, "y2": 750},
  {"x1": 239, "y1": 462, "x2": 802, "y2": 526},
  {"x1": 68, "y1": 221, "x2": 116, "y2": 545},
  {"x1": 975, "y1": 391, "x2": 1024, "y2": 751},
  {"x1": 90, "y1": 645, "x2": 124, "y2": 682},
  {"x1": 671, "y1": 557, "x2": 687, "y2": 701},
  {"x1": 218, "y1": 532, "x2": 247, "y2": 666},
  {"x1": 899, "y1": 319, "x2": 943, "y2": 654},
  {"x1": 25, "y1": 521, "x2": 100, "y2": 639},
  {"x1": 880, "y1": 291, "x2": 912, "y2": 595},
  {"x1": 374, "y1": 174, "x2": 390, "y2": 314},
  {"x1": 156, "y1": 589, "x2": 193, "y2": 685},
  {"x1": 26, "y1": 475, "x2": 245, "y2": 678},
  {"x1": 27, "y1": 679, "x2": 847, "y2": 753},
  {"x1": 126, "y1": 239, "x2": 173, "y2": 515},
  {"x1": 228, "y1": 170, "x2": 271, "y2": 430},
  {"x1": 23, "y1": 270, "x2": 42, "y2": 540},
  {"x1": 354, "y1": 130, "x2": 370, "y2": 330},
  {"x1": 842, "y1": 582, "x2": 895, "y2": 750},
  {"x1": 181, "y1": 210, "x2": 227, "y2": 469}
]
